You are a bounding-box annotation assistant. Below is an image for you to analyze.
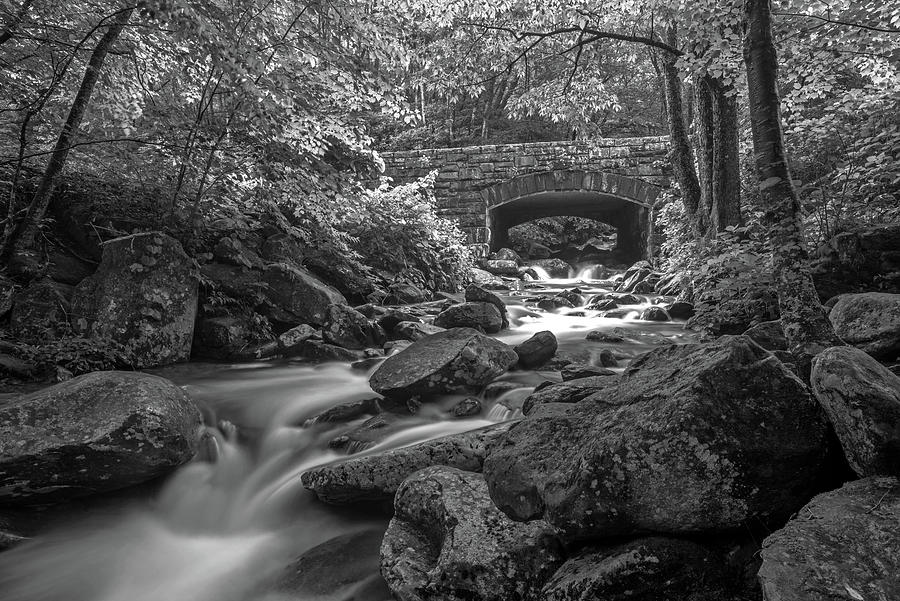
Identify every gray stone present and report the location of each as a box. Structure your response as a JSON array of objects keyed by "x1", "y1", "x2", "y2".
[
  {"x1": 811, "y1": 346, "x2": 900, "y2": 477},
  {"x1": 71, "y1": 233, "x2": 198, "y2": 368},
  {"x1": 639, "y1": 306, "x2": 670, "y2": 321},
  {"x1": 370, "y1": 328, "x2": 517, "y2": 399},
  {"x1": 514, "y1": 331, "x2": 558, "y2": 369},
  {"x1": 465, "y1": 284, "x2": 509, "y2": 328},
  {"x1": 542, "y1": 537, "x2": 726, "y2": 601},
  {"x1": 433, "y1": 302, "x2": 504, "y2": 333},
  {"x1": 484, "y1": 336, "x2": 829, "y2": 540},
  {"x1": 380, "y1": 467, "x2": 563, "y2": 601},
  {"x1": 451, "y1": 397, "x2": 482, "y2": 418},
  {"x1": 193, "y1": 316, "x2": 252, "y2": 359},
  {"x1": 482, "y1": 259, "x2": 520, "y2": 276},
  {"x1": 277, "y1": 324, "x2": 319, "y2": 354},
  {"x1": 322, "y1": 304, "x2": 385, "y2": 350},
  {"x1": 758, "y1": 477, "x2": 900, "y2": 601},
  {"x1": 394, "y1": 321, "x2": 444, "y2": 342},
  {"x1": 262, "y1": 262, "x2": 346, "y2": 326},
  {"x1": 522, "y1": 375, "x2": 619, "y2": 415},
  {"x1": 301, "y1": 423, "x2": 513, "y2": 504},
  {"x1": 830, "y1": 292, "x2": 900, "y2": 358},
  {"x1": 0, "y1": 371, "x2": 202, "y2": 504},
  {"x1": 560, "y1": 364, "x2": 616, "y2": 381}
]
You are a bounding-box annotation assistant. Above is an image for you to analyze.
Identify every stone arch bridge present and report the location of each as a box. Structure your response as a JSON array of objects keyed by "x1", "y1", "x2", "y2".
[{"x1": 380, "y1": 137, "x2": 670, "y2": 261}]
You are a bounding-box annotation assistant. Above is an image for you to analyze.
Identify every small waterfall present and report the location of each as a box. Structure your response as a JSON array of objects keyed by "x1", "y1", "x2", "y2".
[
  {"x1": 575, "y1": 264, "x2": 605, "y2": 280},
  {"x1": 528, "y1": 265, "x2": 552, "y2": 280}
]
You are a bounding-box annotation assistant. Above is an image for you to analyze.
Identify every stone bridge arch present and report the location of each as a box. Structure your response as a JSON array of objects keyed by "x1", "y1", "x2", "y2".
[
  {"x1": 482, "y1": 170, "x2": 661, "y2": 261},
  {"x1": 379, "y1": 137, "x2": 670, "y2": 258}
]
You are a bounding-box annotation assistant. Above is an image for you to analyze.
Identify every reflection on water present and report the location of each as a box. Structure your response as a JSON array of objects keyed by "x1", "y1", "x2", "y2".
[{"x1": 0, "y1": 268, "x2": 694, "y2": 601}]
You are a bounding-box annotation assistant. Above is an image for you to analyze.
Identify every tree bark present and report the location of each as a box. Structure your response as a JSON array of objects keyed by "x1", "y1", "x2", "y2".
[
  {"x1": 694, "y1": 76, "x2": 715, "y2": 234},
  {"x1": 660, "y1": 27, "x2": 702, "y2": 228},
  {"x1": 4, "y1": 7, "x2": 133, "y2": 270},
  {"x1": 0, "y1": 0, "x2": 34, "y2": 46},
  {"x1": 711, "y1": 82, "x2": 742, "y2": 231},
  {"x1": 743, "y1": 0, "x2": 840, "y2": 356}
]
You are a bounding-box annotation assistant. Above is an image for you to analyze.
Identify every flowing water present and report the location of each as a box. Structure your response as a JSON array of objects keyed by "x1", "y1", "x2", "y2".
[{"x1": 0, "y1": 267, "x2": 696, "y2": 601}]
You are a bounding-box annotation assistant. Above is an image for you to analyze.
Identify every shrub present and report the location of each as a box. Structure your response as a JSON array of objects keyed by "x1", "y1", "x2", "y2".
[{"x1": 339, "y1": 172, "x2": 474, "y2": 292}]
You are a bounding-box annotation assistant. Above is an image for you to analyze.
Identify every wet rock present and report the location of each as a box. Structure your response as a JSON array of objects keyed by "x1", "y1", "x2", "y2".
[
  {"x1": 328, "y1": 413, "x2": 409, "y2": 453},
  {"x1": 374, "y1": 308, "x2": 421, "y2": 333},
  {"x1": 305, "y1": 397, "x2": 383, "y2": 425},
  {"x1": 433, "y1": 302, "x2": 504, "y2": 334},
  {"x1": 277, "y1": 324, "x2": 319, "y2": 355},
  {"x1": 193, "y1": 316, "x2": 252, "y2": 360},
  {"x1": 597, "y1": 348, "x2": 618, "y2": 367},
  {"x1": 386, "y1": 281, "x2": 429, "y2": 305},
  {"x1": 380, "y1": 467, "x2": 563, "y2": 601},
  {"x1": 586, "y1": 297, "x2": 618, "y2": 311},
  {"x1": 743, "y1": 320, "x2": 788, "y2": 351},
  {"x1": 262, "y1": 262, "x2": 346, "y2": 327},
  {"x1": 560, "y1": 364, "x2": 616, "y2": 381},
  {"x1": 450, "y1": 397, "x2": 482, "y2": 418},
  {"x1": 615, "y1": 293, "x2": 643, "y2": 305},
  {"x1": 482, "y1": 259, "x2": 520, "y2": 276},
  {"x1": 585, "y1": 330, "x2": 625, "y2": 343},
  {"x1": 484, "y1": 336, "x2": 829, "y2": 540},
  {"x1": 811, "y1": 346, "x2": 900, "y2": 477},
  {"x1": 618, "y1": 265, "x2": 653, "y2": 293},
  {"x1": 758, "y1": 477, "x2": 900, "y2": 601},
  {"x1": 522, "y1": 241, "x2": 552, "y2": 259},
  {"x1": 385, "y1": 340, "x2": 413, "y2": 355},
  {"x1": 301, "y1": 423, "x2": 513, "y2": 504},
  {"x1": 273, "y1": 528, "x2": 389, "y2": 600},
  {"x1": 491, "y1": 248, "x2": 523, "y2": 264},
  {"x1": 514, "y1": 331, "x2": 558, "y2": 369},
  {"x1": 537, "y1": 296, "x2": 575, "y2": 311},
  {"x1": 71, "y1": 233, "x2": 198, "y2": 368},
  {"x1": 665, "y1": 300, "x2": 695, "y2": 319},
  {"x1": 522, "y1": 375, "x2": 619, "y2": 415},
  {"x1": 292, "y1": 340, "x2": 363, "y2": 363},
  {"x1": 323, "y1": 304, "x2": 385, "y2": 350},
  {"x1": 530, "y1": 258, "x2": 572, "y2": 278},
  {"x1": 10, "y1": 279, "x2": 71, "y2": 340},
  {"x1": 0, "y1": 371, "x2": 202, "y2": 505},
  {"x1": 639, "y1": 306, "x2": 670, "y2": 322},
  {"x1": 465, "y1": 284, "x2": 509, "y2": 328},
  {"x1": 394, "y1": 321, "x2": 444, "y2": 342},
  {"x1": 542, "y1": 537, "x2": 726, "y2": 601},
  {"x1": 556, "y1": 289, "x2": 585, "y2": 306},
  {"x1": 829, "y1": 292, "x2": 900, "y2": 358},
  {"x1": 232, "y1": 339, "x2": 280, "y2": 361},
  {"x1": 370, "y1": 328, "x2": 517, "y2": 399}
]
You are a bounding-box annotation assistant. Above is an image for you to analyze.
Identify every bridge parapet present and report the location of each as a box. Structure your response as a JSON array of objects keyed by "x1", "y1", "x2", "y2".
[{"x1": 380, "y1": 136, "x2": 670, "y2": 253}]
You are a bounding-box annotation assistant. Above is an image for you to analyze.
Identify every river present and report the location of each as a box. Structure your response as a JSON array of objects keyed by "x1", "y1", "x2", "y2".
[{"x1": 0, "y1": 269, "x2": 695, "y2": 601}]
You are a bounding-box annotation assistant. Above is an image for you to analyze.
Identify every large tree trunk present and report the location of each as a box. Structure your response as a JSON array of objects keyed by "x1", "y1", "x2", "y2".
[
  {"x1": 743, "y1": 0, "x2": 840, "y2": 357},
  {"x1": 710, "y1": 80, "x2": 742, "y2": 231},
  {"x1": 694, "y1": 76, "x2": 716, "y2": 233},
  {"x1": 660, "y1": 27, "x2": 702, "y2": 230},
  {"x1": 4, "y1": 8, "x2": 133, "y2": 273}
]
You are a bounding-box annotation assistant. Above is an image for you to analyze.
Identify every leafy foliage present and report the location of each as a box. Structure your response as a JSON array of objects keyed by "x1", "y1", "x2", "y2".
[{"x1": 340, "y1": 173, "x2": 474, "y2": 292}]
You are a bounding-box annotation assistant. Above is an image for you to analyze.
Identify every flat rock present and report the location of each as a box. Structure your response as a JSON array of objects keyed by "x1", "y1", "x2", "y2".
[
  {"x1": 433, "y1": 302, "x2": 504, "y2": 333},
  {"x1": 758, "y1": 477, "x2": 900, "y2": 601},
  {"x1": 369, "y1": 328, "x2": 517, "y2": 399},
  {"x1": 380, "y1": 466, "x2": 563, "y2": 601},
  {"x1": 811, "y1": 346, "x2": 900, "y2": 476},
  {"x1": 301, "y1": 422, "x2": 513, "y2": 504},
  {"x1": 0, "y1": 371, "x2": 202, "y2": 504}
]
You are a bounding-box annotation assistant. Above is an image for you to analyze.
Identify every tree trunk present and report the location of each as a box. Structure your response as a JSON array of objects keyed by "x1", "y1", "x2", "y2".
[
  {"x1": 660, "y1": 27, "x2": 702, "y2": 229},
  {"x1": 4, "y1": 7, "x2": 133, "y2": 272},
  {"x1": 711, "y1": 82, "x2": 742, "y2": 231},
  {"x1": 743, "y1": 0, "x2": 840, "y2": 357},
  {"x1": 694, "y1": 76, "x2": 715, "y2": 234}
]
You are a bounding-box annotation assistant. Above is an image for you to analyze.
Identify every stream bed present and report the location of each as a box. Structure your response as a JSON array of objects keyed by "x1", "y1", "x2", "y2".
[{"x1": 0, "y1": 271, "x2": 696, "y2": 601}]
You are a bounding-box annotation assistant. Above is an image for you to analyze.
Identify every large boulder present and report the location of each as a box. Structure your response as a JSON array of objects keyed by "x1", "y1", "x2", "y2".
[
  {"x1": 301, "y1": 423, "x2": 513, "y2": 504},
  {"x1": 192, "y1": 316, "x2": 253, "y2": 360},
  {"x1": 522, "y1": 375, "x2": 618, "y2": 415},
  {"x1": 433, "y1": 302, "x2": 504, "y2": 334},
  {"x1": 262, "y1": 262, "x2": 346, "y2": 327},
  {"x1": 322, "y1": 304, "x2": 385, "y2": 350},
  {"x1": 758, "y1": 477, "x2": 900, "y2": 601},
  {"x1": 829, "y1": 292, "x2": 900, "y2": 358},
  {"x1": 484, "y1": 336, "x2": 830, "y2": 540},
  {"x1": 369, "y1": 328, "x2": 518, "y2": 399},
  {"x1": 380, "y1": 466, "x2": 563, "y2": 601},
  {"x1": 542, "y1": 537, "x2": 728, "y2": 601},
  {"x1": 811, "y1": 346, "x2": 900, "y2": 477},
  {"x1": 0, "y1": 371, "x2": 202, "y2": 504},
  {"x1": 482, "y1": 259, "x2": 520, "y2": 276},
  {"x1": 743, "y1": 320, "x2": 788, "y2": 351},
  {"x1": 71, "y1": 233, "x2": 198, "y2": 368}
]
